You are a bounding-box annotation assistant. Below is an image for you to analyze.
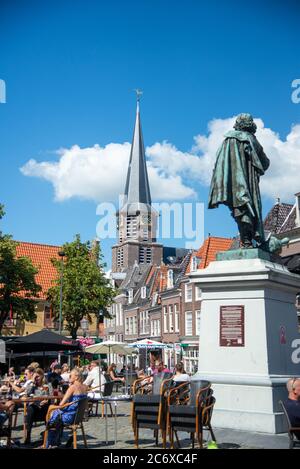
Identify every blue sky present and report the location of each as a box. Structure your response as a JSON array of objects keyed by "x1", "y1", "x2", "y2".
[{"x1": 0, "y1": 0, "x2": 300, "y2": 268}]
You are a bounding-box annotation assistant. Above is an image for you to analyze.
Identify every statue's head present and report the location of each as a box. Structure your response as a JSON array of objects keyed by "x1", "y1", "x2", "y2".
[{"x1": 234, "y1": 113, "x2": 257, "y2": 134}]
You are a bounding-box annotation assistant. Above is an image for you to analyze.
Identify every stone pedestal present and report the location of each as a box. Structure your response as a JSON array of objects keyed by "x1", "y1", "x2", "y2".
[{"x1": 189, "y1": 253, "x2": 300, "y2": 433}]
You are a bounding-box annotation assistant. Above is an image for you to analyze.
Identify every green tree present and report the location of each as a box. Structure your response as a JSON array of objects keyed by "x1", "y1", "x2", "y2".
[
  {"x1": 0, "y1": 204, "x2": 42, "y2": 332},
  {"x1": 47, "y1": 234, "x2": 115, "y2": 339}
]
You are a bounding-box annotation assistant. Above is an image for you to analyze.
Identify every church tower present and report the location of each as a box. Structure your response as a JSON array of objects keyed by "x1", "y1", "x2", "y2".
[{"x1": 112, "y1": 94, "x2": 163, "y2": 272}]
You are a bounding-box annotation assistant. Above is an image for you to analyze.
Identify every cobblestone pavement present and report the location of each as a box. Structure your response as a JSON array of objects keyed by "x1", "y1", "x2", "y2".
[{"x1": 8, "y1": 400, "x2": 290, "y2": 450}]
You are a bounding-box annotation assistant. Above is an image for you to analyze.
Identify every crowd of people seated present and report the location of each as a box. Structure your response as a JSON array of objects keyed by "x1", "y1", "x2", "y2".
[
  {"x1": 1, "y1": 359, "x2": 299, "y2": 448},
  {"x1": 0, "y1": 361, "x2": 83, "y2": 447}
]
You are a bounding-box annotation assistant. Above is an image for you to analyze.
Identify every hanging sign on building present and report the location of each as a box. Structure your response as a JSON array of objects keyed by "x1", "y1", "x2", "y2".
[{"x1": 220, "y1": 305, "x2": 245, "y2": 347}]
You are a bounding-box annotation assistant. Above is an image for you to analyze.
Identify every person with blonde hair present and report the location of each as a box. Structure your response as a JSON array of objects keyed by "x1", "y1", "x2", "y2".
[
  {"x1": 61, "y1": 364, "x2": 70, "y2": 383},
  {"x1": 44, "y1": 368, "x2": 88, "y2": 448},
  {"x1": 28, "y1": 362, "x2": 40, "y2": 371}
]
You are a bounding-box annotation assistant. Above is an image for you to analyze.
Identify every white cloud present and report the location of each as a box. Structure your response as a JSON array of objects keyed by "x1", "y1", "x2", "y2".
[
  {"x1": 21, "y1": 117, "x2": 300, "y2": 204},
  {"x1": 147, "y1": 118, "x2": 300, "y2": 202},
  {"x1": 21, "y1": 143, "x2": 194, "y2": 202}
]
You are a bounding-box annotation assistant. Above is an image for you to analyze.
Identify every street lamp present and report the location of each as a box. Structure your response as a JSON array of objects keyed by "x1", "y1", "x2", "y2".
[
  {"x1": 58, "y1": 250, "x2": 65, "y2": 335},
  {"x1": 80, "y1": 317, "x2": 89, "y2": 338},
  {"x1": 97, "y1": 308, "x2": 104, "y2": 338}
]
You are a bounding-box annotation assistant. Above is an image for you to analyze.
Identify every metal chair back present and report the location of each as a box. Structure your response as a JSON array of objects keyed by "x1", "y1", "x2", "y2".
[
  {"x1": 279, "y1": 400, "x2": 300, "y2": 448},
  {"x1": 190, "y1": 380, "x2": 210, "y2": 406},
  {"x1": 103, "y1": 381, "x2": 114, "y2": 397},
  {"x1": 73, "y1": 398, "x2": 89, "y2": 426}
]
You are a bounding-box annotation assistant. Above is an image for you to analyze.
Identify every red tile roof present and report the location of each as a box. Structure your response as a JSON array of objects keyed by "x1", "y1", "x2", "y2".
[
  {"x1": 186, "y1": 236, "x2": 233, "y2": 273},
  {"x1": 15, "y1": 241, "x2": 61, "y2": 299}
]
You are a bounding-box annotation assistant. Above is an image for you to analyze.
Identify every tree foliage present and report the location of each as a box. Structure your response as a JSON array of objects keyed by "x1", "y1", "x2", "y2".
[
  {"x1": 0, "y1": 204, "x2": 42, "y2": 332},
  {"x1": 47, "y1": 234, "x2": 116, "y2": 338}
]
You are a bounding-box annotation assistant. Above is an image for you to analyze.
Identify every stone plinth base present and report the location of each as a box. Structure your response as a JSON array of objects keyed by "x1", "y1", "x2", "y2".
[{"x1": 189, "y1": 256, "x2": 300, "y2": 434}]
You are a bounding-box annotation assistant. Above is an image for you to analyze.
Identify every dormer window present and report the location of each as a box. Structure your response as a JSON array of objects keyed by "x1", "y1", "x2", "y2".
[
  {"x1": 152, "y1": 292, "x2": 158, "y2": 306},
  {"x1": 191, "y1": 256, "x2": 198, "y2": 272},
  {"x1": 128, "y1": 288, "x2": 133, "y2": 304},
  {"x1": 167, "y1": 269, "x2": 174, "y2": 289},
  {"x1": 141, "y1": 286, "x2": 147, "y2": 299}
]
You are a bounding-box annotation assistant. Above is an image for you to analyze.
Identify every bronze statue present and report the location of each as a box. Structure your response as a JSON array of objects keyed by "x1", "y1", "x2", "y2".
[{"x1": 208, "y1": 113, "x2": 270, "y2": 249}]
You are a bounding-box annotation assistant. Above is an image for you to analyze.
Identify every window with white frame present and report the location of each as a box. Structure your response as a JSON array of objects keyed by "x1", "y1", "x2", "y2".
[
  {"x1": 174, "y1": 304, "x2": 179, "y2": 333},
  {"x1": 119, "y1": 303, "x2": 123, "y2": 326},
  {"x1": 151, "y1": 319, "x2": 160, "y2": 337},
  {"x1": 157, "y1": 319, "x2": 161, "y2": 336},
  {"x1": 139, "y1": 311, "x2": 143, "y2": 334},
  {"x1": 154, "y1": 319, "x2": 159, "y2": 337},
  {"x1": 185, "y1": 284, "x2": 193, "y2": 302},
  {"x1": 167, "y1": 269, "x2": 174, "y2": 289},
  {"x1": 169, "y1": 305, "x2": 174, "y2": 332},
  {"x1": 163, "y1": 306, "x2": 168, "y2": 332},
  {"x1": 134, "y1": 316, "x2": 137, "y2": 334},
  {"x1": 141, "y1": 286, "x2": 147, "y2": 299},
  {"x1": 196, "y1": 310, "x2": 201, "y2": 336},
  {"x1": 185, "y1": 311, "x2": 193, "y2": 336},
  {"x1": 191, "y1": 256, "x2": 198, "y2": 272},
  {"x1": 128, "y1": 288, "x2": 133, "y2": 304},
  {"x1": 152, "y1": 292, "x2": 158, "y2": 307},
  {"x1": 125, "y1": 317, "x2": 129, "y2": 335},
  {"x1": 115, "y1": 303, "x2": 119, "y2": 326},
  {"x1": 140, "y1": 310, "x2": 149, "y2": 334},
  {"x1": 195, "y1": 286, "x2": 202, "y2": 301}
]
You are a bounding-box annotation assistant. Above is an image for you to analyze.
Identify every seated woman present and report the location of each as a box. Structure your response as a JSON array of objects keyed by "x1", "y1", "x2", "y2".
[
  {"x1": 172, "y1": 363, "x2": 191, "y2": 383},
  {"x1": 45, "y1": 368, "x2": 88, "y2": 448},
  {"x1": 24, "y1": 368, "x2": 52, "y2": 445},
  {"x1": 108, "y1": 364, "x2": 125, "y2": 384}
]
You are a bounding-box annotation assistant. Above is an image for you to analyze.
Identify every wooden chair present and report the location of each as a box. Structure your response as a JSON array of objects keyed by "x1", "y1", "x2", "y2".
[
  {"x1": 43, "y1": 397, "x2": 89, "y2": 449},
  {"x1": 167, "y1": 380, "x2": 216, "y2": 449},
  {"x1": 131, "y1": 373, "x2": 174, "y2": 448},
  {"x1": 279, "y1": 400, "x2": 300, "y2": 449}
]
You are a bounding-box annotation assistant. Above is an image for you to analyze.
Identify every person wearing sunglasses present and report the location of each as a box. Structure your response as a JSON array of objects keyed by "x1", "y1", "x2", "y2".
[
  {"x1": 10, "y1": 367, "x2": 34, "y2": 396},
  {"x1": 284, "y1": 377, "x2": 300, "y2": 440}
]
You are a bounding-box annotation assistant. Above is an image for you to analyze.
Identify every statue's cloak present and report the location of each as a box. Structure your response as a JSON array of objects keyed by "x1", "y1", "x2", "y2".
[{"x1": 208, "y1": 130, "x2": 270, "y2": 240}]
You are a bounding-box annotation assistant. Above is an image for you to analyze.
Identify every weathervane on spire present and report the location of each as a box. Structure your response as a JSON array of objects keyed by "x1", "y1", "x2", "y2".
[{"x1": 134, "y1": 88, "x2": 143, "y2": 102}]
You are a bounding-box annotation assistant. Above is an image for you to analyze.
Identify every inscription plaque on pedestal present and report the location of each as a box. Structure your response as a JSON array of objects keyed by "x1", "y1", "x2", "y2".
[{"x1": 220, "y1": 305, "x2": 244, "y2": 347}]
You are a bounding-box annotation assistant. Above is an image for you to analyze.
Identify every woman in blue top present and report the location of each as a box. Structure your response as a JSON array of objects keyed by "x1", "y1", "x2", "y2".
[{"x1": 45, "y1": 368, "x2": 88, "y2": 448}]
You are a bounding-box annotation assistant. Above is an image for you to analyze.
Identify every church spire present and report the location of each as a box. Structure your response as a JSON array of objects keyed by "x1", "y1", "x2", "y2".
[{"x1": 124, "y1": 91, "x2": 151, "y2": 207}]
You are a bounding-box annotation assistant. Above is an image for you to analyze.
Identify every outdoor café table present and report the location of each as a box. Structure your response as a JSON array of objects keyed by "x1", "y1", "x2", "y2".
[
  {"x1": 101, "y1": 395, "x2": 132, "y2": 445},
  {"x1": 11, "y1": 395, "x2": 63, "y2": 439}
]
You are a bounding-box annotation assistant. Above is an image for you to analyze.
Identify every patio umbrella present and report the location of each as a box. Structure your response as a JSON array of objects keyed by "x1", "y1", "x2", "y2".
[
  {"x1": 126, "y1": 339, "x2": 173, "y2": 371},
  {"x1": 127, "y1": 339, "x2": 173, "y2": 349},
  {"x1": 85, "y1": 340, "x2": 132, "y2": 356},
  {"x1": 84, "y1": 340, "x2": 134, "y2": 395},
  {"x1": 5, "y1": 329, "x2": 81, "y2": 353}
]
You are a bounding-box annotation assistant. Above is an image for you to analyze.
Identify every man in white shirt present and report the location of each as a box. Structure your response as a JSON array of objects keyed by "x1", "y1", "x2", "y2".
[{"x1": 84, "y1": 361, "x2": 106, "y2": 398}]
